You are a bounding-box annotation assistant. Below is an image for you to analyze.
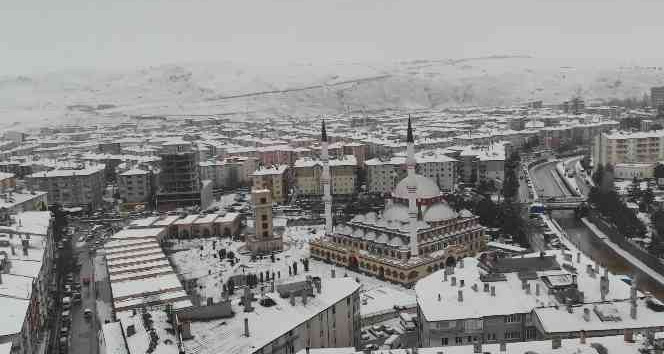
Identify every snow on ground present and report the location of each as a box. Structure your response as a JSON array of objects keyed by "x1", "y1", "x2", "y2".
[{"x1": 167, "y1": 223, "x2": 414, "y2": 315}]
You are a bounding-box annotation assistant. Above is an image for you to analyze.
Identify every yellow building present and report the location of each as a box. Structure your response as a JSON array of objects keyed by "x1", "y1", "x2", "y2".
[
  {"x1": 293, "y1": 155, "x2": 357, "y2": 196},
  {"x1": 250, "y1": 165, "x2": 289, "y2": 203}
]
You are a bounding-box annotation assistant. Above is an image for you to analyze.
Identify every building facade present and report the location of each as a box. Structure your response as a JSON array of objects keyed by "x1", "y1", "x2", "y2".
[
  {"x1": 118, "y1": 169, "x2": 152, "y2": 204},
  {"x1": 250, "y1": 165, "x2": 289, "y2": 203},
  {"x1": 293, "y1": 155, "x2": 357, "y2": 196},
  {"x1": 246, "y1": 189, "x2": 282, "y2": 254},
  {"x1": 156, "y1": 141, "x2": 205, "y2": 210},
  {"x1": 26, "y1": 166, "x2": 106, "y2": 210},
  {"x1": 593, "y1": 130, "x2": 664, "y2": 171}
]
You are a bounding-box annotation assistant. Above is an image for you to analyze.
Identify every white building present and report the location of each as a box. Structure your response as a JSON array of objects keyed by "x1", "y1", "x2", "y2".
[
  {"x1": 364, "y1": 150, "x2": 457, "y2": 194},
  {"x1": 183, "y1": 277, "x2": 361, "y2": 354},
  {"x1": 26, "y1": 165, "x2": 106, "y2": 210}
]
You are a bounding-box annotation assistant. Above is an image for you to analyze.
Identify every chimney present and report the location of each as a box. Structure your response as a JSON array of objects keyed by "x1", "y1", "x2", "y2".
[
  {"x1": 499, "y1": 341, "x2": 507, "y2": 352},
  {"x1": 624, "y1": 329, "x2": 634, "y2": 342},
  {"x1": 583, "y1": 308, "x2": 590, "y2": 322},
  {"x1": 457, "y1": 290, "x2": 463, "y2": 302},
  {"x1": 331, "y1": 268, "x2": 336, "y2": 278},
  {"x1": 491, "y1": 286, "x2": 496, "y2": 297},
  {"x1": 535, "y1": 283, "x2": 540, "y2": 296},
  {"x1": 483, "y1": 283, "x2": 489, "y2": 292},
  {"x1": 552, "y1": 337, "x2": 562, "y2": 349},
  {"x1": 576, "y1": 252, "x2": 581, "y2": 263},
  {"x1": 460, "y1": 279, "x2": 465, "y2": 287},
  {"x1": 451, "y1": 276, "x2": 456, "y2": 286},
  {"x1": 580, "y1": 330, "x2": 586, "y2": 344},
  {"x1": 244, "y1": 318, "x2": 250, "y2": 337},
  {"x1": 290, "y1": 291, "x2": 295, "y2": 306}
]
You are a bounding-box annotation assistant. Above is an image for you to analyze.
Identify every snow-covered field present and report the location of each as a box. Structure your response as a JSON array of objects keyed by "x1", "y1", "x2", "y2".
[{"x1": 4, "y1": 57, "x2": 664, "y2": 131}]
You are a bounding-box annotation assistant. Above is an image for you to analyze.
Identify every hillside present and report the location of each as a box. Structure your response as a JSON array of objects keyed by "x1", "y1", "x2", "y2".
[{"x1": 2, "y1": 56, "x2": 664, "y2": 130}]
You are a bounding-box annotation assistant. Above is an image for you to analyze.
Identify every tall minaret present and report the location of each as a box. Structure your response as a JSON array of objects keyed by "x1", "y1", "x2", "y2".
[
  {"x1": 406, "y1": 115, "x2": 419, "y2": 257},
  {"x1": 321, "y1": 120, "x2": 333, "y2": 235}
]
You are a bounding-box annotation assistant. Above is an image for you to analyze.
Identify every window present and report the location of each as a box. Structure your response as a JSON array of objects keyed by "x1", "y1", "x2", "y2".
[
  {"x1": 455, "y1": 337, "x2": 462, "y2": 344},
  {"x1": 262, "y1": 214, "x2": 267, "y2": 221},
  {"x1": 525, "y1": 328, "x2": 537, "y2": 340},
  {"x1": 487, "y1": 333, "x2": 497, "y2": 342},
  {"x1": 260, "y1": 198, "x2": 267, "y2": 203},
  {"x1": 262, "y1": 223, "x2": 268, "y2": 229},
  {"x1": 504, "y1": 331, "x2": 520, "y2": 340},
  {"x1": 441, "y1": 338, "x2": 448, "y2": 346},
  {"x1": 504, "y1": 314, "x2": 520, "y2": 323}
]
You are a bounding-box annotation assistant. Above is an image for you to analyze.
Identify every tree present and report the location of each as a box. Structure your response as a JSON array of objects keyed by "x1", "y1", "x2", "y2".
[
  {"x1": 475, "y1": 197, "x2": 499, "y2": 227},
  {"x1": 592, "y1": 164, "x2": 604, "y2": 187}
]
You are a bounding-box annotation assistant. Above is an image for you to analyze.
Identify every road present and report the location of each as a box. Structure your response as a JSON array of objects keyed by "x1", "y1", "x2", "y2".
[
  {"x1": 530, "y1": 160, "x2": 573, "y2": 198},
  {"x1": 528, "y1": 159, "x2": 664, "y2": 299},
  {"x1": 69, "y1": 239, "x2": 99, "y2": 354}
]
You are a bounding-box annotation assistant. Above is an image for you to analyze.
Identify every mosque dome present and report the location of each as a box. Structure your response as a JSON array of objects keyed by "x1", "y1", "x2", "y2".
[
  {"x1": 392, "y1": 174, "x2": 442, "y2": 200},
  {"x1": 422, "y1": 203, "x2": 458, "y2": 222}
]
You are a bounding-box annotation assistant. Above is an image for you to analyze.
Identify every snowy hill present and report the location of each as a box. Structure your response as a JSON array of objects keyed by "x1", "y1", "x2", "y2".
[{"x1": 2, "y1": 56, "x2": 664, "y2": 130}]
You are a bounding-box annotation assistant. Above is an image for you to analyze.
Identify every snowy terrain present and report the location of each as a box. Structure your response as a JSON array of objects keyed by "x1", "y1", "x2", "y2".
[{"x1": 3, "y1": 56, "x2": 664, "y2": 131}]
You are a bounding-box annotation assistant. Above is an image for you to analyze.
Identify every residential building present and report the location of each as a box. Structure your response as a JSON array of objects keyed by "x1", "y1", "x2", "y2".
[
  {"x1": 25, "y1": 165, "x2": 106, "y2": 210},
  {"x1": 364, "y1": 150, "x2": 458, "y2": 194},
  {"x1": 593, "y1": 130, "x2": 664, "y2": 175},
  {"x1": 182, "y1": 277, "x2": 361, "y2": 354},
  {"x1": 294, "y1": 155, "x2": 357, "y2": 196},
  {"x1": 118, "y1": 169, "x2": 152, "y2": 204},
  {"x1": 652, "y1": 86, "x2": 664, "y2": 114},
  {"x1": 0, "y1": 211, "x2": 54, "y2": 354},
  {"x1": 250, "y1": 165, "x2": 289, "y2": 203},
  {"x1": 415, "y1": 250, "x2": 664, "y2": 348}
]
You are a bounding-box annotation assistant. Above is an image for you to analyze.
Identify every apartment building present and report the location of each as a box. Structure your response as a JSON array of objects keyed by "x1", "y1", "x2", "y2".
[
  {"x1": 652, "y1": 86, "x2": 664, "y2": 114},
  {"x1": 182, "y1": 277, "x2": 361, "y2": 354},
  {"x1": 415, "y1": 250, "x2": 663, "y2": 348},
  {"x1": 364, "y1": 150, "x2": 457, "y2": 194},
  {"x1": 250, "y1": 165, "x2": 289, "y2": 203},
  {"x1": 593, "y1": 130, "x2": 664, "y2": 176},
  {"x1": 118, "y1": 168, "x2": 152, "y2": 204},
  {"x1": 26, "y1": 165, "x2": 106, "y2": 210},
  {"x1": 293, "y1": 155, "x2": 357, "y2": 196},
  {"x1": 0, "y1": 211, "x2": 54, "y2": 354}
]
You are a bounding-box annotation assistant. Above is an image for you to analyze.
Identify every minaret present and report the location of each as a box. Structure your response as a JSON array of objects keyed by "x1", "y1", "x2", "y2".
[
  {"x1": 406, "y1": 116, "x2": 418, "y2": 257},
  {"x1": 321, "y1": 120, "x2": 333, "y2": 235}
]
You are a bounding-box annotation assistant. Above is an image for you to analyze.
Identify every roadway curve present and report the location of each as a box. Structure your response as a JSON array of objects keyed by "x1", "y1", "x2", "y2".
[{"x1": 530, "y1": 160, "x2": 573, "y2": 199}]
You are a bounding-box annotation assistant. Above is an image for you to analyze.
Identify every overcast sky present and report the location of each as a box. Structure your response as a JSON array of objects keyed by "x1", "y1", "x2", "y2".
[{"x1": 2, "y1": 0, "x2": 663, "y2": 75}]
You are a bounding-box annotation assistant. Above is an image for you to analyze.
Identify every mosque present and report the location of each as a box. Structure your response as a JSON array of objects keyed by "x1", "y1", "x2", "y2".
[{"x1": 309, "y1": 118, "x2": 486, "y2": 286}]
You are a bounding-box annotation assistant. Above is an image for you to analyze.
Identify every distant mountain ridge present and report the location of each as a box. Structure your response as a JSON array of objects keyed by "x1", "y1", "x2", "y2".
[{"x1": 1, "y1": 56, "x2": 664, "y2": 130}]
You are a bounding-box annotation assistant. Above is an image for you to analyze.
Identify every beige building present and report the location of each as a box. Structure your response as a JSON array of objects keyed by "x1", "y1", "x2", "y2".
[
  {"x1": 250, "y1": 165, "x2": 289, "y2": 203},
  {"x1": 593, "y1": 130, "x2": 664, "y2": 174},
  {"x1": 246, "y1": 189, "x2": 282, "y2": 254},
  {"x1": 26, "y1": 165, "x2": 106, "y2": 210},
  {"x1": 294, "y1": 155, "x2": 357, "y2": 196}
]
